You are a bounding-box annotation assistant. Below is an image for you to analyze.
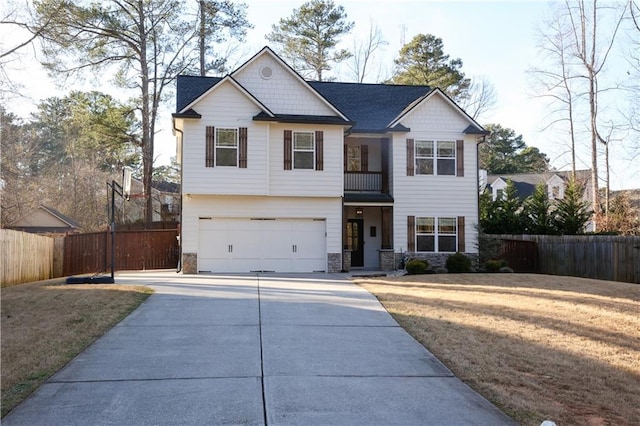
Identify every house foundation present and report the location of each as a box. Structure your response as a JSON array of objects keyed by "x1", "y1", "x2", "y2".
[{"x1": 182, "y1": 252, "x2": 197, "y2": 274}]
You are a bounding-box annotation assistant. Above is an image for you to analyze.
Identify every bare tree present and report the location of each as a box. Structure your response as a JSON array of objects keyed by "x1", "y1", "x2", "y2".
[
  {"x1": 531, "y1": 0, "x2": 627, "y2": 231},
  {"x1": 622, "y1": 0, "x2": 640, "y2": 162},
  {"x1": 531, "y1": 12, "x2": 581, "y2": 176},
  {"x1": 568, "y1": 0, "x2": 627, "y2": 229},
  {"x1": 460, "y1": 76, "x2": 497, "y2": 121},
  {"x1": 0, "y1": 1, "x2": 65, "y2": 101},
  {"x1": 346, "y1": 20, "x2": 387, "y2": 83},
  {"x1": 32, "y1": 0, "x2": 248, "y2": 224}
]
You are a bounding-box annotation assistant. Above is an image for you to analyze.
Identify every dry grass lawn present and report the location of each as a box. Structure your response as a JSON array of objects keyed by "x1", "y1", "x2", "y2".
[
  {"x1": 1, "y1": 279, "x2": 153, "y2": 417},
  {"x1": 356, "y1": 273, "x2": 640, "y2": 426}
]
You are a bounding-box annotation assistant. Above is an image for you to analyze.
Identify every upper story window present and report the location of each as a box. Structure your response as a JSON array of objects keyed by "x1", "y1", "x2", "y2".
[
  {"x1": 284, "y1": 130, "x2": 323, "y2": 171},
  {"x1": 293, "y1": 132, "x2": 315, "y2": 170},
  {"x1": 415, "y1": 140, "x2": 455, "y2": 175},
  {"x1": 216, "y1": 128, "x2": 238, "y2": 167},
  {"x1": 205, "y1": 126, "x2": 247, "y2": 168}
]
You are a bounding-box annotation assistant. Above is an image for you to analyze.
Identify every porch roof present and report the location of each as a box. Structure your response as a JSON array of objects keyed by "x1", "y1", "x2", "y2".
[{"x1": 344, "y1": 193, "x2": 394, "y2": 204}]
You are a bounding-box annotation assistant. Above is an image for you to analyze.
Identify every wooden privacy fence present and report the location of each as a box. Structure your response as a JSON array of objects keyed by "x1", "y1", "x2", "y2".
[
  {"x1": 495, "y1": 234, "x2": 640, "y2": 284},
  {"x1": 63, "y1": 229, "x2": 179, "y2": 276},
  {"x1": 1, "y1": 229, "x2": 55, "y2": 287},
  {"x1": 500, "y1": 239, "x2": 538, "y2": 273}
]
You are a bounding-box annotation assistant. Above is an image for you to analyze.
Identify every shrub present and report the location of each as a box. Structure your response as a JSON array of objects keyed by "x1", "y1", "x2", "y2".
[
  {"x1": 445, "y1": 252, "x2": 472, "y2": 273},
  {"x1": 405, "y1": 259, "x2": 428, "y2": 275},
  {"x1": 485, "y1": 259, "x2": 502, "y2": 273}
]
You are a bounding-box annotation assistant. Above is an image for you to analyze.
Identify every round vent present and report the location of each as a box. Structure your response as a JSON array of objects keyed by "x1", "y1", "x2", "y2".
[{"x1": 260, "y1": 66, "x2": 273, "y2": 79}]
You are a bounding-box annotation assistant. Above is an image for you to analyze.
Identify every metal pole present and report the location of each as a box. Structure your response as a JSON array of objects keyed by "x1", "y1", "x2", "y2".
[{"x1": 111, "y1": 180, "x2": 116, "y2": 282}]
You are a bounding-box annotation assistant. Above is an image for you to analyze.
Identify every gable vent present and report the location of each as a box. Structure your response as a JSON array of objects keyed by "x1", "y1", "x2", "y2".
[{"x1": 260, "y1": 66, "x2": 273, "y2": 79}]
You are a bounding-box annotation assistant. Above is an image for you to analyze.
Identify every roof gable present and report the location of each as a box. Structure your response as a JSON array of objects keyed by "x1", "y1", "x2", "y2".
[
  {"x1": 231, "y1": 47, "x2": 348, "y2": 119},
  {"x1": 176, "y1": 75, "x2": 274, "y2": 117},
  {"x1": 389, "y1": 88, "x2": 486, "y2": 135},
  {"x1": 9, "y1": 205, "x2": 80, "y2": 229}
]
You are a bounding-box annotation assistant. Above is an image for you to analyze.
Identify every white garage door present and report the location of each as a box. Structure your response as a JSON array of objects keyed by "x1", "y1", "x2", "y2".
[{"x1": 198, "y1": 218, "x2": 326, "y2": 273}]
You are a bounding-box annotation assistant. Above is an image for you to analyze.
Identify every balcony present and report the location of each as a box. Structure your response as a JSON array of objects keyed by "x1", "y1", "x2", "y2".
[{"x1": 344, "y1": 172, "x2": 383, "y2": 192}]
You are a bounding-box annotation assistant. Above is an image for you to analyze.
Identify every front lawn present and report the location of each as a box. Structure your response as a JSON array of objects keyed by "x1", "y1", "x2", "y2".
[
  {"x1": 1, "y1": 280, "x2": 153, "y2": 417},
  {"x1": 356, "y1": 274, "x2": 640, "y2": 425}
]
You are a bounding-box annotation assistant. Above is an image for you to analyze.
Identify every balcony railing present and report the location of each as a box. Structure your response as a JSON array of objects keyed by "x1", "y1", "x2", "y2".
[{"x1": 344, "y1": 171, "x2": 382, "y2": 192}]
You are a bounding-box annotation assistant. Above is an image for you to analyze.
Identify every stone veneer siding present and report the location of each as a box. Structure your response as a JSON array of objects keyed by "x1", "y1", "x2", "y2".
[
  {"x1": 396, "y1": 252, "x2": 479, "y2": 271},
  {"x1": 342, "y1": 250, "x2": 352, "y2": 272},
  {"x1": 182, "y1": 253, "x2": 197, "y2": 274},
  {"x1": 327, "y1": 253, "x2": 342, "y2": 273},
  {"x1": 378, "y1": 249, "x2": 395, "y2": 271}
]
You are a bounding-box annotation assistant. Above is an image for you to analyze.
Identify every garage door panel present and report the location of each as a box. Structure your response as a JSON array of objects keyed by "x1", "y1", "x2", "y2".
[{"x1": 198, "y1": 218, "x2": 326, "y2": 273}]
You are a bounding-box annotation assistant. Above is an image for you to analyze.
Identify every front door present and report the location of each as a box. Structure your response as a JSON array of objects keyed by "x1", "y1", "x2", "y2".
[{"x1": 347, "y1": 219, "x2": 364, "y2": 267}]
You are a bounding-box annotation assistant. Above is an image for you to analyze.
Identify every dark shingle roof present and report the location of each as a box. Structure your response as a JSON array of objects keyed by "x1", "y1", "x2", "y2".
[
  {"x1": 175, "y1": 74, "x2": 441, "y2": 133},
  {"x1": 487, "y1": 169, "x2": 592, "y2": 200},
  {"x1": 308, "y1": 81, "x2": 431, "y2": 133},
  {"x1": 176, "y1": 75, "x2": 222, "y2": 112}
]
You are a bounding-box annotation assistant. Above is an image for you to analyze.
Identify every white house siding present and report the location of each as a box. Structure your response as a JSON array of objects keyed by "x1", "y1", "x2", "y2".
[
  {"x1": 181, "y1": 195, "x2": 342, "y2": 269},
  {"x1": 233, "y1": 54, "x2": 336, "y2": 116},
  {"x1": 392, "y1": 93, "x2": 480, "y2": 256},
  {"x1": 268, "y1": 124, "x2": 344, "y2": 197},
  {"x1": 180, "y1": 81, "x2": 269, "y2": 195}
]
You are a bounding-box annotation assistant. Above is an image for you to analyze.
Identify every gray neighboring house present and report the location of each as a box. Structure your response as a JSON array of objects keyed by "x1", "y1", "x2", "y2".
[
  {"x1": 482, "y1": 169, "x2": 594, "y2": 231},
  {"x1": 483, "y1": 169, "x2": 593, "y2": 202}
]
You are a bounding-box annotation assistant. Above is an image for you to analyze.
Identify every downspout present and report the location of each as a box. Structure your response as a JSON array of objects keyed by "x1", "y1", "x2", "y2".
[
  {"x1": 476, "y1": 134, "x2": 487, "y2": 258},
  {"x1": 172, "y1": 118, "x2": 184, "y2": 273}
]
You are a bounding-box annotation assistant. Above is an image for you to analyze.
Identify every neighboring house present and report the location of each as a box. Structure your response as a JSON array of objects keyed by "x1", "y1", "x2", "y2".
[
  {"x1": 120, "y1": 178, "x2": 180, "y2": 223},
  {"x1": 485, "y1": 169, "x2": 594, "y2": 232},
  {"x1": 153, "y1": 181, "x2": 181, "y2": 222},
  {"x1": 7, "y1": 205, "x2": 81, "y2": 235},
  {"x1": 484, "y1": 169, "x2": 593, "y2": 203},
  {"x1": 172, "y1": 46, "x2": 488, "y2": 273}
]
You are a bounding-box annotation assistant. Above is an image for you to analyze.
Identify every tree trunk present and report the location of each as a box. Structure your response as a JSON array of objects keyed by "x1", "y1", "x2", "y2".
[
  {"x1": 137, "y1": 1, "x2": 153, "y2": 226},
  {"x1": 199, "y1": 0, "x2": 205, "y2": 76}
]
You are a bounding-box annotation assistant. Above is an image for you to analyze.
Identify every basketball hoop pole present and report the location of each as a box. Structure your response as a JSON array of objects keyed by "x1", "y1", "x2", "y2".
[{"x1": 108, "y1": 179, "x2": 125, "y2": 283}]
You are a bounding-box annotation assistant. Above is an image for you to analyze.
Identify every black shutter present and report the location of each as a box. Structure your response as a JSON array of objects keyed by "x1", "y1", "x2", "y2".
[
  {"x1": 407, "y1": 215, "x2": 415, "y2": 252},
  {"x1": 406, "y1": 139, "x2": 414, "y2": 176},
  {"x1": 315, "y1": 131, "x2": 323, "y2": 171},
  {"x1": 239, "y1": 127, "x2": 248, "y2": 168},
  {"x1": 284, "y1": 130, "x2": 292, "y2": 170},
  {"x1": 457, "y1": 216, "x2": 465, "y2": 252},
  {"x1": 361, "y1": 144, "x2": 368, "y2": 172},
  {"x1": 456, "y1": 140, "x2": 464, "y2": 177},
  {"x1": 205, "y1": 126, "x2": 215, "y2": 167}
]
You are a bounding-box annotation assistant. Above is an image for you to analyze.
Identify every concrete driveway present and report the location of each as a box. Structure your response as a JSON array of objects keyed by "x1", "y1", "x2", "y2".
[{"x1": 3, "y1": 271, "x2": 515, "y2": 425}]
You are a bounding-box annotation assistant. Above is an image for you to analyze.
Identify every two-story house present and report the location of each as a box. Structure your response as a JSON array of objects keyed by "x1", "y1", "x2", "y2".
[
  {"x1": 483, "y1": 169, "x2": 592, "y2": 202},
  {"x1": 173, "y1": 47, "x2": 487, "y2": 274}
]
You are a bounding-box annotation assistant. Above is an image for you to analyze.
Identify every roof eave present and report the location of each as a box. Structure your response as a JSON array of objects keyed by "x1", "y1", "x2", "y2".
[
  {"x1": 253, "y1": 113, "x2": 354, "y2": 126},
  {"x1": 172, "y1": 109, "x2": 202, "y2": 119},
  {"x1": 464, "y1": 124, "x2": 490, "y2": 135}
]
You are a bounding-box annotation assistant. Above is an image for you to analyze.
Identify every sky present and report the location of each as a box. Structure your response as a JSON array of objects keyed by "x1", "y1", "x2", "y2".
[{"x1": 2, "y1": 0, "x2": 639, "y2": 190}]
